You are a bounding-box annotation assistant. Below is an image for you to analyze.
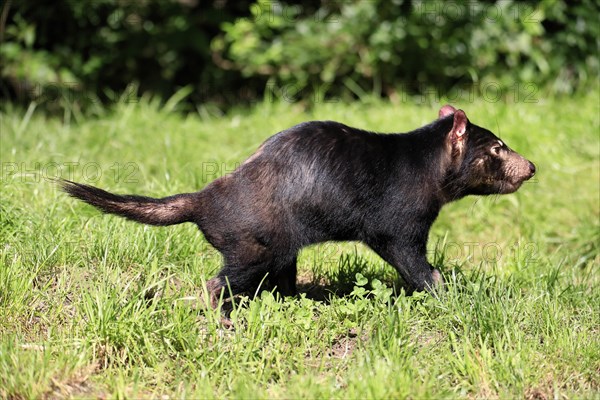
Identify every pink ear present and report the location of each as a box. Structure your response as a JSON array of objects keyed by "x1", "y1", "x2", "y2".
[
  {"x1": 451, "y1": 109, "x2": 468, "y2": 137},
  {"x1": 439, "y1": 104, "x2": 457, "y2": 119}
]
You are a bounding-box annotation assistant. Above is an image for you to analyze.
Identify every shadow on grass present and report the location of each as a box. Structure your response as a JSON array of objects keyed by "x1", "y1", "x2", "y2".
[
  {"x1": 296, "y1": 253, "x2": 408, "y2": 303},
  {"x1": 295, "y1": 248, "x2": 470, "y2": 303}
]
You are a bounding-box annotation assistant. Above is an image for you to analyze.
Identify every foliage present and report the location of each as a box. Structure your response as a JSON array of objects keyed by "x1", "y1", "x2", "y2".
[
  {"x1": 0, "y1": 0, "x2": 252, "y2": 110},
  {"x1": 0, "y1": 0, "x2": 598, "y2": 112},
  {"x1": 215, "y1": 0, "x2": 599, "y2": 100}
]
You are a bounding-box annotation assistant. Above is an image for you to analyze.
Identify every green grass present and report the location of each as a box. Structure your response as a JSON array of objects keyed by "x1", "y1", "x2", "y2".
[{"x1": 1, "y1": 90, "x2": 598, "y2": 399}]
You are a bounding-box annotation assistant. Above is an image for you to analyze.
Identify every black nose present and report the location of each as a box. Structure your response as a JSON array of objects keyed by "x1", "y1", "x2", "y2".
[{"x1": 529, "y1": 162, "x2": 536, "y2": 176}]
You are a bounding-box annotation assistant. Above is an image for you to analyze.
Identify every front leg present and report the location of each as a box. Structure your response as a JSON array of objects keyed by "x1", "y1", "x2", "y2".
[
  {"x1": 273, "y1": 258, "x2": 297, "y2": 297},
  {"x1": 370, "y1": 241, "x2": 443, "y2": 292}
]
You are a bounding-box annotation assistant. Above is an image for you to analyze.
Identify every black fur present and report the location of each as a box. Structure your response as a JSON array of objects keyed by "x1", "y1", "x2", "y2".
[
  {"x1": 61, "y1": 180, "x2": 196, "y2": 226},
  {"x1": 62, "y1": 106, "x2": 535, "y2": 304}
]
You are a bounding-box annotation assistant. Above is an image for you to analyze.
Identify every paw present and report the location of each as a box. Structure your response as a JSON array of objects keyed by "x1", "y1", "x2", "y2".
[
  {"x1": 432, "y1": 268, "x2": 444, "y2": 285},
  {"x1": 206, "y1": 277, "x2": 225, "y2": 309},
  {"x1": 426, "y1": 268, "x2": 445, "y2": 293}
]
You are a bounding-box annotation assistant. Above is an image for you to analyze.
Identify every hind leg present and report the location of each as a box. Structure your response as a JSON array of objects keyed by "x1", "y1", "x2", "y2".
[
  {"x1": 203, "y1": 231, "x2": 274, "y2": 305},
  {"x1": 206, "y1": 254, "x2": 298, "y2": 307},
  {"x1": 206, "y1": 262, "x2": 271, "y2": 308}
]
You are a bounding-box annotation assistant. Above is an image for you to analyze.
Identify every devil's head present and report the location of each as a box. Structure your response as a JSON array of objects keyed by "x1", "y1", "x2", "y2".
[{"x1": 438, "y1": 105, "x2": 536, "y2": 198}]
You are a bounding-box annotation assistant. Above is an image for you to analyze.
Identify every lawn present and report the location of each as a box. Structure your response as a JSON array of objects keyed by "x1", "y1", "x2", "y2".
[{"x1": 1, "y1": 90, "x2": 598, "y2": 399}]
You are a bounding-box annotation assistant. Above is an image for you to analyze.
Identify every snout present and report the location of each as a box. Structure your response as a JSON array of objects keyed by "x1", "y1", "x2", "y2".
[
  {"x1": 503, "y1": 156, "x2": 536, "y2": 193},
  {"x1": 526, "y1": 161, "x2": 536, "y2": 179}
]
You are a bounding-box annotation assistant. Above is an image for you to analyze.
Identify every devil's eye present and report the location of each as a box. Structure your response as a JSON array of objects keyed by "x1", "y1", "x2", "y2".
[{"x1": 492, "y1": 146, "x2": 502, "y2": 155}]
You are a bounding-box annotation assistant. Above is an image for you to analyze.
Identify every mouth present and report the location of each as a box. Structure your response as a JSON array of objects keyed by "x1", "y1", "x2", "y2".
[
  {"x1": 502, "y1": 174, "x2": 533, "y2": 193},
  {"x1": 500, "y1": 180, "x2": 523, "y2": 194}
]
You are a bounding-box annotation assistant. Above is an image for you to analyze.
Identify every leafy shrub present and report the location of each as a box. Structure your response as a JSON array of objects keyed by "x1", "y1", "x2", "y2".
[
  {"x1": 214, "y1": 0, "x2": 599, "y2": 100},
  {"x1": 0, "y1": 0, "x2": 253, "y2": 110},
  {"x1": 0, "y1": 0, "x2": 597, "y2": 112}
]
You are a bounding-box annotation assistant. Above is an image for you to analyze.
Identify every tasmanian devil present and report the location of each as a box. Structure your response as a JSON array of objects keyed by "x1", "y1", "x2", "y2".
[{"x1": 62, "y1": 105, "x2": 535, "y2": 306}]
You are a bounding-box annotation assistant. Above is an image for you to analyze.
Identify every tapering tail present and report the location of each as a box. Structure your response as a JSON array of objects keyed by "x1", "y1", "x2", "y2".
[{"x1": 61, "y1": 180, "x2": 198, "y2": 226}]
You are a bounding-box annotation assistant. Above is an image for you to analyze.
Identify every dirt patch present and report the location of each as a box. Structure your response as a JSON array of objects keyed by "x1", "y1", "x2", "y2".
[
  {"x1": 524, "y1": 388, "x2": 549, "y2": 400},
  {"x1": 44, "y1": 363, "x2": 101, "y2": 400},
  {"x1": 329, "y1": 328, "x2": 361, "y2": 359},
  {"x1": 296, "y1": 271, "x2": 336, "y2": 303},
  {"x1": 523, "y1": 375, "x2": 555, "y2": 400}
]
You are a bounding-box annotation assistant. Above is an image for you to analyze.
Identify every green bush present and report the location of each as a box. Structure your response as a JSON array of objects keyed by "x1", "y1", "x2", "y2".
[
  {"x1": 214, "y1": 0, "x2": 599, "y2": 100},
  {"x1": 0, "y1": 0, "x2": 597, "y2": 112},
  {"x1": 0, "y1": 0, "x2": 253, "y2": 111}
]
